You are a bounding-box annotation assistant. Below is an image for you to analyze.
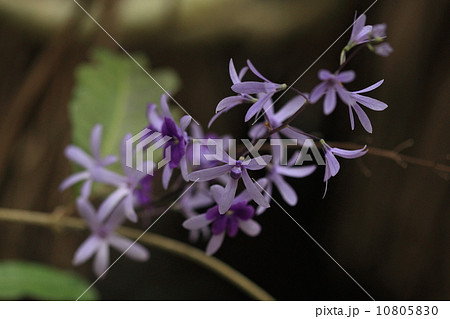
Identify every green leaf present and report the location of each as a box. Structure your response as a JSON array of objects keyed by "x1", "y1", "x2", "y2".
[
  {"x1": 0, "y1": 260, "x2": 99, "y2": 300},
  {"x1": 69, "y1": 47, "x2": 180, "y2": 158}
]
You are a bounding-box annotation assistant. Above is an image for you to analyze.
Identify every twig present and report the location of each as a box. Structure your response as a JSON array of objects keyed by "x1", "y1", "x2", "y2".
[
  {"x1": 0, "y1": 207, "x2": 275, "y2": 301},
  {"x1": 330, "y1": 142, "x2": 450, "y2": 174}
]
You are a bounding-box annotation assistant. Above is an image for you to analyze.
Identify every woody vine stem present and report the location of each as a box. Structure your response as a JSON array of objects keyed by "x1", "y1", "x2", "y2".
[{"x1": 0, "y1": 207, "x2": 275, "y2": 301}]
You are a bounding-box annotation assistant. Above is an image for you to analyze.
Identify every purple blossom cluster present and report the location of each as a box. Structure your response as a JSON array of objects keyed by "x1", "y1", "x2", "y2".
[{"x1": 61, "y1": 13, "x2": 391, "y2": 273}]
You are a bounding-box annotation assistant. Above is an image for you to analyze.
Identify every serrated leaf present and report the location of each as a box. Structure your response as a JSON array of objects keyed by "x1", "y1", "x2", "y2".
[
  {"x1": 69, "y1": 48, "x2": 180, "y2": 158},
  {"x1": 0, "y1": 260, "x2": 99, "y2": 300}
]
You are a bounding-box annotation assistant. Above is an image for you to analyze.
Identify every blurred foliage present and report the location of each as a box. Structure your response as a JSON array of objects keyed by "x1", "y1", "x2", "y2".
[
  {"x1": 0, "y1": 260, "x2": 98, "y2": 300},
  {"x1": 69, "y1": 47, "x2": 180, "y2": 159}
]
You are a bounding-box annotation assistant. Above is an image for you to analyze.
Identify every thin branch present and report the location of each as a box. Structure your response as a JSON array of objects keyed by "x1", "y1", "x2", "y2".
[
  {"x1": 330, "y1": 142, "x2": 450, "y2": 174},
  {"x1": 0, "y1": 207, "x2": 275, "y2": 301}
]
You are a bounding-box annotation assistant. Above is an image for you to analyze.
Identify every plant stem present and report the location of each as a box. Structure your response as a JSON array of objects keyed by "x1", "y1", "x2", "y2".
[
  {"x1": 336, "y1": 44, "x2": 365, "y2": 73},
  {"x1": 0, "y1": 207, "x2": 275, "y2": 301},
  {"x1": 330, "y1": 142, "x2": 450, "y2": 175}
]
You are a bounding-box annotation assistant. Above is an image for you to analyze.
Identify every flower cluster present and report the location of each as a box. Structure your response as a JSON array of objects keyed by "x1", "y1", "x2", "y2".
[{"x1": 61, "y1": 13, "x2": 390, "y2": 272}]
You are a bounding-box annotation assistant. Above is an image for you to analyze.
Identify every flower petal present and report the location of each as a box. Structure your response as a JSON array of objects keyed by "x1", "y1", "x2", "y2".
[
  {"x1": 162, "y1": 164, "x2": 173, "y2": 189},
  {"x1": 146, "y1": 103, "x2": 163, "y2": 131},
  {"x1": 256, "y1": 182, "x2": 272, "y2": 215},
  {"x1": 76, "y1": 197, "x2": 99, "y2": 230},
  {"x1": 238, "y1": 219, "x2": 261, "y2": 237},
  {"x1": 229, "y1": 58, "x2": 240, "y2": 84},
  {"x1": 208, "y1": 110, "x2": 225, "y2": 128},
  {"x1": 123, "y1": 194, "x2": 138, "y2": 223},
  {"x1": 241, "y1": 169, "x2": 269, "y2": 208},
  {"x1": 59, "y1": 171, "x2": 90, "y2": 191},
  {"x1": 374, "y1": 43, "x2": 393, "y2": 57},
  {"x1": 104, "y1": 203, "x2": 127, "y2": 232},
  {"x1": 81, "y1": 179, "x2": 93, "y2": 199},
  {"x1": 218, "y1": 178, "x2": 239, "y2": 214},
  {"x1": 90, "y1": 124, "x2": 102, "y2": 161},
  {"x1": 275, "y1": 95, "x2": 306, "y2": 122},
  {"x1": 325, "y1": 152, "x2": 340, "y2": 177},
  {"x1": 355, "y1": 25, "x2": 372, "y2": 43},
  {"x1": 212, "y1": 215, "x2": 228, "y2": 234},
  {"x1": 324, "y1": 88, "x2": 337, "y2": 115},
  {"x1": 180, "y1": 115, "x2": 192, "y2": 131},
  {"x1": 232, "y1": 202, "x2": 255, "y2": 220},
  {"x1": 244, "y1": 93, "x2": 273, "y2": 122},
  {"x1": 245, "y1": 155, "x2": 272, "y2": 170},
  {"x1": 247, "y1": 59, "x2": 271, "y2": 82},
  {"x1": 72, "y1": 236, "x2": 101, "y2": 265},
  {"x1": 352, "y1": 103, "x2": 373, "y2": 133},
  {"x1": 109, "y1": 234, "x2": 149, "y2": 261},
  {"x1": 206, "y1": 232, "x2": 225, "y2": 255},
  {"x1": 93, "y1": 242, "x2": 110, "y2": 277},
  {"x1": 335, "y1": 84, "x2": 353, "y2": 105},
  {"x1": 98, "y1": 188, "x2": 129, "y2": 221},
  {"x1": 271, "y1": 174, "x2": 298, "y2": 206},
  {"x1": 353, "y1": 94, "x2": 388, "y2": 111},
  {"x1": 238, "y1": 66, "x2": 248, "y2": 80},
  {"x1": 216, "y1": 96, "x2": 247, "y2": 112},
  {"x1": 348, "y1": 105, "x2": 355, "y2": 130},
  {"x1": 353, "y1": 79, "x2": 384, "y2": 94},
  {"x1": 180, "y1": 156, "x2": 189, "y2": 181},
  {"x1": 102, "y1": 155, "x2": 117, "y2": 166},
  {"x1": 160, "y1": 94, "x2": 172, "y2": 118},
  {"x1": 227, "y1": 216, "x2": 239, "y2": 237},
  {"x1": 183, "y1": 214, "x2": 212, "y2": 230},
  {"x1": 350, "y1": 14, "x2": 366, "y2": 43},
  {"x1": 318, "y1": 69, "x2": 333, "y2": 81},
  {"x1": 336, "y1": 70, "x2": 355, "y2": 83},
  {"x1": 65, "y1": 145, "x2": 94, "y2": 169},
  {"x1": 331, "y1": 146, "x2": 367, "y2": 159},
  {"x1": 91, "y1": 167, "x2": 126, "y2": 187},
  {"x1": 210, "y1": 184, "x2": 225, "y2": 204},
  {"x1": 188, "y1": 164, "x2": 231, "y2": 182},
  {"x1": 276, "y1": 165, "x2": 316, "y2": 178},
  {"x1": 232, "y1": 82, "x2": 279, "y2": 95},
  {"x1": 310, "y1": 82, "x2": 328, "y2": 103}
]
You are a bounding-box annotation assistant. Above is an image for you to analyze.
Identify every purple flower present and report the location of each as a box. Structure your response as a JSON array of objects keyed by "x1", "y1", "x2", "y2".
[
  {"x1": 257, "y1": 146, "x2": 316, "y2": 214},
  {"x1": 188, "y1": 142, "x2": 271, "y2": 214},
  {"x1": 249, "y1": 94, "x2": 308, "y2": 143},
  {"x1": 73, "y1": 198, "x2": 149, "y2": 276},
  {"x1": 320, "y1": 140, "x2": 367, "y2": 195},
  {"x1": 373, "y1": 42, "x2": 393, "y2": 57},
  {"x1": 59, "y1": 124, "x2": 117, "y2": 198},
  {"x1": 348, "y1": 14, "x2": 373, "y2": 47},
  {"x1": 177, "y1": 183, "x2": 214, "y2": 242},
  {"x1": 310, "y1": 69, "x2": 355, "y2": 115},
  {"x1": 182, "y1": 184, "x2": 262, "y2": 255},
  {"x1": 209, "y1": 59, "x2": 287, "y2": 126},
  {"x1": 208, "y1": 59, "x2": 253, "y2": 127},
  {"x1": 369, "y1": 24, "x2": 392, "y2": 57},
  {"x1": 347, "y1": 80, "x2": 388, "y2": 133},
  {"x1": 134, "y1": 175, "x2": 153, "y2": 209},
  {"x1": 344, "y1": 14, "x2": 392, "y2": 60},
  {"x1": 96, "y1": 134, "x2": 152, "y2": 222},
  {"x1": 147, "y1": 94, "x2": 192, "y2": 188},
  {"x1": 233, "y1": 60, "x2": 287, "y2": 122},
  {"x1": 186, "y1": 124, "x2": 223, "y2": 170},
  {"x1": 371, "y1": 23, "x2": 387, "y2": 39}
]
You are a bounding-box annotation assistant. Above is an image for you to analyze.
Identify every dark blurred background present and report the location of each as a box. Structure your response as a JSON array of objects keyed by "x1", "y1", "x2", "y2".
[{"x1": 0, "y1": 0, "x2": 449, "y2": 300}]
